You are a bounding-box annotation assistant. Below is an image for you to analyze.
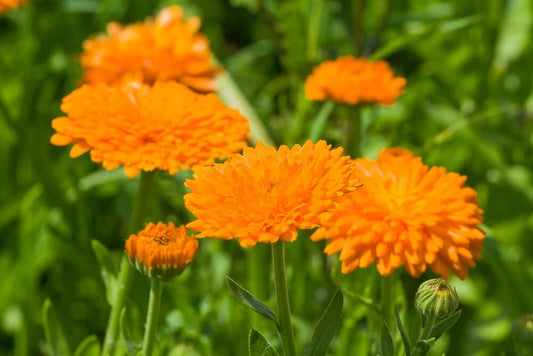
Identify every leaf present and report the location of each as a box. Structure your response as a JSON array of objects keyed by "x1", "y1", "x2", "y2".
[
  {"x1": 91, "y1": 240, "x2": 118, "y2": 306},
  {"x1": 342, "y1": 289, "x2": 381, "y2": 315},
  {"x1": 412, "y1": 338, "x2": 435, "y2": 356},
  {"x1": 42, "y1": 299, "x2": 71, "y2": 356},
  {"x1": 248, "y1": 328, "x2": 279, "y2": 356},
  {"x1": 303, "y1": 288, "x2": 344, "y2": 356},
  {"x1": 431, "y1": 310, "x2": 462, "y2": 339},
  {"x1": 120, "y1": 307, "x2": 142, "y2": 356},
  {"x1": 380, "y1": 323, "x2": 394, "y2": 356},
  {"x1": 226, "y1": 276, "x2": 279, "y2": 328},
  {"x1": 73, "y1": 335, "x2": 100, "y2": 356},
  {"x1": 395, "y1": 308, "x2": 411, "y2": 356}
]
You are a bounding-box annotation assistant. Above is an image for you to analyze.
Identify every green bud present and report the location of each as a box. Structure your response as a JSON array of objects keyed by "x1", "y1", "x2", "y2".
[
  {"x1": 415, "y1": 278, "x2": 459, "y2": 318},
  {"x1": 511, "y1": 314, "x2": 533, "y2": 356}
]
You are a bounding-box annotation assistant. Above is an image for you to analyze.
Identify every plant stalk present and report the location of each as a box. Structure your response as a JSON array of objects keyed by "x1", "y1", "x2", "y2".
[
  {"x1": 141, "y1": 277, "x2": 164, "y2": 356},
  {"x1": 101, "y1": 170, "x2": 156, "y2": 356},
  {"x1": 272, "y1": 242, "x2": 297, "y2": 356},
  {"x1": 308, "y1": 101, "x2": 335, "y2": 141},
  {"x1": 381, "y1": 275, "x2": 394, "y2": 330}
]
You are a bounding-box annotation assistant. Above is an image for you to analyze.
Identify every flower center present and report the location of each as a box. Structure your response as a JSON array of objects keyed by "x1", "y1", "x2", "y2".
[{"x1": 153, "y1": 234, "x2": 171, "y2": 245}]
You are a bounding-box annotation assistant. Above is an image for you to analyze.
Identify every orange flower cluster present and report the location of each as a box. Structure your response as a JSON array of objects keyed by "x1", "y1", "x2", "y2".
[
  {"x1": 81, "y1": 6, "x2": 220, "y2": 92},
  {"x1": 126, "y1": 222, "x2": 198, "y2": 278},
  {"x1": 312, "y1": 148, "x2": 484, "y2": 280},
  {"x1": 305, "y1": 56, "x2": 406, "y2": 105},
  {"x1": 185, "y1": 140, "x2": 361, "y2": 247},
  {"x1": 0, "y1": 0, "x2": 26, "y2": 14},
  {"x1": 50, "y1": 81, "x2": 249, "y2": 178}
]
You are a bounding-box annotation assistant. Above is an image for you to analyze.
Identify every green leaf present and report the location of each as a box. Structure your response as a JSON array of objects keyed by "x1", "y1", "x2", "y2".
[
  {"x1": 303, "y1": 288, "x2": 344, "y2": 356},
  {"x1": 120, "y1": 307, "x2": 142, "y2": 356},
  {"x1": 412, "y1": 338, "x2": 435, "y2": 356},
  {"x1": 248, "y1": 328, "x2": 279, "y2": 356},
  {"x1": 342, "y1": 289, "x2": 381, "y2": 315},
  {"x1": 431, "y1": 310, "x2": 462, "y2": 339},
  {"x1": 42, "y1": 299, "x2": 71, "y2": 356},
  {"x1": 73, "y1": 335, "x2": 100, "y2": 356},
  {"x1": 380, "y1": 323, "x2": 394, "y2": 356},
  {"x1": 91, "y1": 239, "x2": 118, "y2": 306},
  {"x1": 395, "y1": 308, "x2": 411, "y2": 356},
  {"x1": 226, "y1": 276, "x2": 279, "y2": 328}
]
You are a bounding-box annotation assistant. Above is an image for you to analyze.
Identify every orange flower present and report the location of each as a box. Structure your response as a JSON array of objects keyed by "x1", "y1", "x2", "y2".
[
  {"x1": 0, "y1": 0, "x2": 26, "y2": 13},
  {"x1": 184, "y1": 140, "x2": 361, "y2": 247},
  {"x1": 305, "y1": 56, "x2": 406, "y2": 105},
  {"x1": 80, "y1": 6, "x2": 220, "y2": 92},
  {"x1": 50, "y1": 81, "x2": 249, "y2": 178},
  {"x1": 312, "y1": 148, "x2": 484, "y2": 280},
  {"x1": 126, "y1": 222, "x2": 198, "y2": 278}
]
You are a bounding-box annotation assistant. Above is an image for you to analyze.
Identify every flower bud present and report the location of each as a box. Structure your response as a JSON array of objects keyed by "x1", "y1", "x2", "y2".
[
  {"x1": 125, "y1": 222, "x2": 198, "y2": 279},
  {"x1": 415, "y1": 278, "x2": 459, "y2": 318},
  {"x1": 511, "y1": 314, "x2": 533, "y2": 355}
]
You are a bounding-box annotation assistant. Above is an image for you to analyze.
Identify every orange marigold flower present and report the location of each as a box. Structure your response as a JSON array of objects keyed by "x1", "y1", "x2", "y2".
[
  {"x1": 50, "y1": 81, "x2": 249, "y2": 178},
  {"x1": 312, "y1": 148, "x2": 484, "y2": 280},
  {"x1": 184, "y1": 140, "x2": 361, "y2": 247},
  {"x1": 126, "y1": 222, "x2": 198, "y2": 278},
  {"x1": 305, "y1": 56, "x2": 406, "y2": 105},
  {"x1": 80, "y1": 6, "x2": 220, "y2": 92},
  {"x1": 0, "y1": 0, "x2": 26, "y2": 14}
]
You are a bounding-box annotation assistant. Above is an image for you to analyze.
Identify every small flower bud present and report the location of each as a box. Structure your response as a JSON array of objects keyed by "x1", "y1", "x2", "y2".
[
  {"x1": 125, "y1": 222, "x2": 198, "y2": 279},
  {"x1": 415, "y1": 278, "x2": 459, "y2": 318},
  {"x1": 511, "y1": 314, "x2": 533, "y2": 355}
]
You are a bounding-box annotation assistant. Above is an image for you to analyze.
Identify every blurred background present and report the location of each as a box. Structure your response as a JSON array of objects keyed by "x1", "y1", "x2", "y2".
[{"x1": 0, "y1": 0, "x2": 532, "y2": 355}]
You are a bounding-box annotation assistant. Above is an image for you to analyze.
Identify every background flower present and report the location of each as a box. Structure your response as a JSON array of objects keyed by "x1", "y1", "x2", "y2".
[
  {"x1": 305, "y1": 56, "x2": 406, "y2": 105},
  {"x1": 0, "y1": 0, "x2": 26, "y2": 14},
  {"x1": 185, "y1": 140, "x2": 361, "y2": 247},
  {"x1": 80, "y1": 6, "x2": 219, "y2": 92},
  {"x1": 313, "y1": 148, "x2": 484, "y2": 279},
  {"x1": 51, "y1": 81, "x2": 249, "y2": 177}
]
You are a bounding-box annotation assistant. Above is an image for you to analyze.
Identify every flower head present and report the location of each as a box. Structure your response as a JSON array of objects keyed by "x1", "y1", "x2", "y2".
[
  {"x1": 312, "y1": 148, "x2": 484, "y2": 280},
  {"x1": 415, "y1": 278, "x2": 459, "y2": 318},
  {"x1": 185, "y1": 140, "x2": 361, "y2": 247},
  {"x1": 81, "y1": 6, "x2": 220, "y2": 92},
  {"x1": 305, "y1": 56, "x2": 406, "y2": 105},
  {"x1": 51, "y1": 81, "x2": 249, "y2": 178},
  {"x1": 0, "y1": 0, "x2": 26, "y2": 14},
  {"x1": 126, "y1": 222, "x2": 198, "y2": 278}
]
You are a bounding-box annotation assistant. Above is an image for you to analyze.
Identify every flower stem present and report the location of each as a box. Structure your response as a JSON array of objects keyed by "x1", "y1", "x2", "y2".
[
  {"x1": 141, "y1": 277, "x2": 164, "y2": 356},
  {"x1": 101, "y1": 170, "x2": 156, "y2": 356},
  {"x1": 308, "y1": 100, "x2": 335, "y2": 141},
  {"x1": 381, "y1": 275, "x2": 394, "y2": 330},
  {"x1": 411, "y1": 314, "x2": 437, "y2": 356},
  {"x1": 272, "y1": 242, "x2": 297, "y2": 356}
]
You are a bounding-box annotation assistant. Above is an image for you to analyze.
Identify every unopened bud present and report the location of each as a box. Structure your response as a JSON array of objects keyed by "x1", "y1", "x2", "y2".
[
  {"x1": 415, "y1": 278, "x2": 459, "y2": 318},
  {"x1": 512, "y1": 314, "x2": 533, "y2": 356}
]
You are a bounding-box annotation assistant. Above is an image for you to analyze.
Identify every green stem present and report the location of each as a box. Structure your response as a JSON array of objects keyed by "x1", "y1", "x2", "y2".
[
  {"x1": 411, "y1": 314, "x2": 437, "y2": 356},
  {"x1": 380, "y1": 275, "x2": 393, "y2": 330},
  {"x1": 307, "y1": 0, "x2": 325, "y2": 62},
  {"x1": 101, "y1": 171, "x2": 156, "y2": 356},
  {"x1": 340, "y1": 106, "x2": 362, "y2": 158},
  {"x1": 308, "y1": 101, "x2": 335, "y2": 141},
  {"x1": 272, "y1": 242, "x2": 297, "y2": 356},
  {"x1": 142, "y1": 278, "x2": 164, "y2": 356},
  {"x1": 247, "y1": 244, "x2": 269, "y2": 326},
  {"x1": 351, "y1": 0, "x2": 365, "y2": 56}
]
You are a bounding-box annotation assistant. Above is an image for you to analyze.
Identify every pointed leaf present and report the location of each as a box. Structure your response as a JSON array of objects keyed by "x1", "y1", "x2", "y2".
[
  {"x1": 120, "y1": 307, "x2": 142, "y2": 356},
  {"x1": 91, "y1": 240, "x2": 118, "y2": 306},
  {"x1": 42, "y1": 299, "x2": 71, "y2": 356},
  {"x1": 380, "y1": 323, "x2": 394, "y2": 356},
  {"x1": 73, "y1": 335, "x2": 100, "y2": 356},
  {"x1": 395, "y1": 308, "x2": 411, "y2": 356},
  {"x1": 248, "y1": 328, "x2": 279, "y2": 356},
  {"x1": 303, "y1": 288, "x2": 344, "y2": 356},
  {"x1": 226, "y1": 276, "x2": 279, "y2": 327},
  {"x1": 431, "y1": 310, "x2": 462, "y2": 339},
  {"x1": 412, "y1": 338, "x2": 435, "y2": 356},
  {"x1": 342, "y1": 289, "x2": 381, "y2": 314}
]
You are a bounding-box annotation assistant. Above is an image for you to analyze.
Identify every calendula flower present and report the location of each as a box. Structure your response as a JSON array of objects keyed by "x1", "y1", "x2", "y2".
[
  {"x1": 50, "y1": 81, "x2": 249, "y2": 178},
  {"x1": 0, "y1": 0, "x2": 26, "y2": 13},
  {"x1": 184, "y1": 140, "x2": 361, "y2": 247},
  {"x1": 312, "y1": 148, "x2": 484, "y2": 280},
  {"x1": 305, "y1": 56, "x2": 406, "y2": 105},
  {"x1": 81, "y1": 6, "x2": 220, "y2": 92},
  {"x1": 126, "y1": 222, "x2": 198, "y2": 278}
]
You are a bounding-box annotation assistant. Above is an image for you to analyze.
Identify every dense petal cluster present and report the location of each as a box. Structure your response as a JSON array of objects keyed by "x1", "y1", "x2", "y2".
[
  {"x1": 0, "y1": 0, "x2": 26, "y2": 14},
  {"x1": 305, "y1": 56, "x2": 406, "y2": 105},
  {"x1": 312, "y1": 148, "x2": 484, "y2": 280},
  {"x1": 184, "y1": 140, "x2": 361, "y2": 247},
  {"x1": 81, "y1": 6, "x2": 220, "y2": 92},
  {"x1": 125, "y1": 222, "x2": 198, "y2": 278},
  {"x1": 51, "y1": 81, "x2": 249, "y2": 178}
]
